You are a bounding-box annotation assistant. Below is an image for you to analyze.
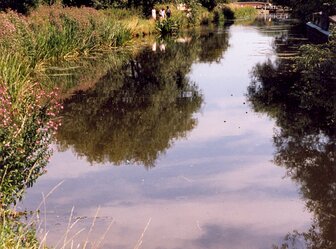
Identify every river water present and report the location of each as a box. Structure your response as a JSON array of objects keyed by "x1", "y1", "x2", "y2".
[{"x1": 19, "y1": 18, "x2": 333, "y2": 249}]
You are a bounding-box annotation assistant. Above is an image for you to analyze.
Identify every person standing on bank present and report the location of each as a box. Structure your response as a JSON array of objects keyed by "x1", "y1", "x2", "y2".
[
  {"x1": 159, "y1": 8, "x2": 165, "y2": 19},
  {"x1": 166, "y1": 6, "x2": 171, "y2": 18},
  {"x1": 152, "y1": 7, "x2": 156, "y2": 20}
]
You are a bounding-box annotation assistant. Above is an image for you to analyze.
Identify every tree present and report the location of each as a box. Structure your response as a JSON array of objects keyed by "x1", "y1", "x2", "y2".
[{"x1": 272, "y1": 0, "x2": 336, "y2": 21}]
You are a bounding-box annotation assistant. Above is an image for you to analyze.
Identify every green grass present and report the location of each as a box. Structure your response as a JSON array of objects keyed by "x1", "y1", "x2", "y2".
[
  {"x1": 233, "y1": 6, "x2": 258, "y2": 20},
  {"x1": 0, "y1": 5, "x2": 134, "y2": 105},
  {"x1": 0, "y1": 211, "x2": 41, "y2": 249}
]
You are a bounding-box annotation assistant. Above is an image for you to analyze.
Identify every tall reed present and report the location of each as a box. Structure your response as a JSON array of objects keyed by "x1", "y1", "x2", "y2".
[{"x1": 0, "y1": 5, "x2": 133, "y2": 104}]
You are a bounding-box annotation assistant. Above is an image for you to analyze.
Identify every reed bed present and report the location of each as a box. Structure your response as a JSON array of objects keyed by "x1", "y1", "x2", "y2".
[{"x1": 0, "y1": 5, "x2": 135, "y2": 105}]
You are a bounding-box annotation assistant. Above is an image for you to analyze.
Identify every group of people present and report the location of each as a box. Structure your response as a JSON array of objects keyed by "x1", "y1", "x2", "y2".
[{"x1": 152, "y1": 6, "x2": 171, "y2": 20}]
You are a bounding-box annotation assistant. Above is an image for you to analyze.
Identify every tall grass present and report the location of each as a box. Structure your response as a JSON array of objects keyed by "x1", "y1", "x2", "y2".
[
  {"x1": 0, "y1": 210, "x2": 41, "y2": 249},
  {"x1": 227, "y1": 4, "x2": 258, "y2": 20},
  {"x1": 0, "y1": 53, "x2": 33, "y2": 105},
  {"x1": 0, "y1": 5, "x2": 133, "y2": 104},
  {"x1": 103, "y1": 7, "x2": 156, "y2": 36}
]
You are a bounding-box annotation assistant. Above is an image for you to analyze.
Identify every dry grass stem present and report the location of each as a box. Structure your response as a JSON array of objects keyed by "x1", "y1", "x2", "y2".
[{"x1": 134, "y1": 218, "x2": 152, "y2": 249}]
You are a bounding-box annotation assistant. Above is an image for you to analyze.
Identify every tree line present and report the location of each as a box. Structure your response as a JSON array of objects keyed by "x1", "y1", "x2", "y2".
[
  {"x1": 272, "y1": 0, "x2": 335, "y2": 20},
  {"x1": 0, "y1": 0, "x2": 229, "y2": 14}
]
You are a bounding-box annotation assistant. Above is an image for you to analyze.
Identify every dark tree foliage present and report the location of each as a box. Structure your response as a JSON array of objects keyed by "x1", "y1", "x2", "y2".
[
  {"x1": 0, "y1": 0, "x2": 161, "y2": 13},
  {"x1": 62, "y1": 0, "x2": 94, "y2": 7},
  {"x1": 0, "y1": 0, "x2": 40, "y2": 14},
  {"x1": 272, "y1": 0, "x2": 336, "y2": 21},
  {"x1": 199, "y1": 0, "x2": 217, "y2": 11}
]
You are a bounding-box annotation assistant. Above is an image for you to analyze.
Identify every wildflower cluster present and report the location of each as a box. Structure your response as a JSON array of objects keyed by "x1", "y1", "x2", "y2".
[{"x1": 0, "y1": 84, "x2": 62, "y2": 208}]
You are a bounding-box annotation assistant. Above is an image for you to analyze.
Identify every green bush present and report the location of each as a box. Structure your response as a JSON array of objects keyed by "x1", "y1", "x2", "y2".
[
  {"x1": 0, "y1": 85, "x2": 61, "y2": 208},
  {"x1": 156, "y1": 18, "x2": 179, "y2": 35},
  {"x1": 0, "y1": 212, "x2": 40, "y2": 249},
  {"x1": 212, "y1": 6, "x2": 225, "y2": 23}
]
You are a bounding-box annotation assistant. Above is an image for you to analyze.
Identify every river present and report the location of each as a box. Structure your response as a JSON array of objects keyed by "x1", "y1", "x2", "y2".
[{"x1": 19, "y1": 17, "x2": 335, "y2": 249}]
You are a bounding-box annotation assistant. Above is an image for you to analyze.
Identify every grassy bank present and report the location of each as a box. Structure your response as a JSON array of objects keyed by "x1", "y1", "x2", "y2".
[
  {"x1": 0, "y1": 211, "x2": 40, "y2": 249},
  {"x1": 0, "y1": 5, "x2": 135, "y2": 104},
  {"x1": 0, "y1": 3, "x2": 257, "y2": 102},
  {"x1": 224, "y1": 4, "x2": 258, "y2": 20}
]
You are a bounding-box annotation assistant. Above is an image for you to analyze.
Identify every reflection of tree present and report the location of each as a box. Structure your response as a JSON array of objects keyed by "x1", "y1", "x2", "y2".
[
  {"x1": 56, "y1": 39, "x2": 209, "y2": 167},
  {"x1": 197, "y1": 28, "x2": 229, "y2": 63},
  {"x1": 247, "y1": 30, "x2": 336, "y2": 248}
]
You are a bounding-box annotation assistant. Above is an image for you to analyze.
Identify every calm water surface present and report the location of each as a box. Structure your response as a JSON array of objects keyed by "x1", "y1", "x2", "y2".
[{"x1": 20, "y1": 21, "x2": 322, "y2": 249}]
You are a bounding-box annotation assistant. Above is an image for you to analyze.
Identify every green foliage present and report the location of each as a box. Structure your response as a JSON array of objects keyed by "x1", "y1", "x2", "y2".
[
  {"x1": 0, "y1": 212, "x2": 40, "y2": 249},
  {"x1": 0, "y1": 7, "x2": 132, "y2": 95},
  {"x1": 297, "y1": 28, "x2": 336, "y2": 82},
  {"x1": 156, "y1": 18, "x2": 179, "y2": 35},
  {"x1": 232, "y1": 6, "x2": 257, "y2": 19},
  {"x1": 0, "y1": 53, "x2": 32, "y2": 105},
  {"x1": 212, "y1": 6, "x2": 225, "y2": 23},
  {"x1": 0, "y1": 86, "x2": 61, "y2": 208},
  {"x1": 220, "y1": 5, "x2": 257, "y2": 20}
]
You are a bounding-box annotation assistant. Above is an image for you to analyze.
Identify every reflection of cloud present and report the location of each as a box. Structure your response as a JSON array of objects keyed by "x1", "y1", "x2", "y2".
[
  {"x1": 46, "y1": 147, "x2": 108, "y2": 179},
  {"x1": 20, "y1": 25, "x2": 313, "y2": 249},
  {"x1": 192, "y1": 224, "x2": 276, "y2": 249},
  {"x1": 188, "y1": 105, "x2": 274, "y2": 143},
  {"x1": 75, "y1": 196, "x2": 309, "y2": 249},
  {"x1": 22, "y1": 154, "x2": 310, "y2": 249}
]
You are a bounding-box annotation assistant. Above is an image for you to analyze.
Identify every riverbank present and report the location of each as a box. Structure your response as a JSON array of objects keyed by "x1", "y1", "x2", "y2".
[{"x1": 0, "y1": 3, "x2": 257, "y2": 103}]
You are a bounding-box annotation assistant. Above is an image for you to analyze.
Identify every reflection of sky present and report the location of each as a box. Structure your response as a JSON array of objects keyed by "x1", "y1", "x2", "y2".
[{"x1": 20, "y1": 25, "x2": 310, "y2": 249}]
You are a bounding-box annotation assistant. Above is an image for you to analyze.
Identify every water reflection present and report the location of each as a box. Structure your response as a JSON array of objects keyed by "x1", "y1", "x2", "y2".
[
  {"x1": 55, "y1": 30, "x2": 229, "y2": 167},
  {"x1": 197, "y1": 28, "x2": 230, "y2": 63},
  {"x1": 247, "y1": 26, "x2": 336, "y2": 248},
  {"x1": 18, "y1": 23, "x2": 320, "y2": 249}
]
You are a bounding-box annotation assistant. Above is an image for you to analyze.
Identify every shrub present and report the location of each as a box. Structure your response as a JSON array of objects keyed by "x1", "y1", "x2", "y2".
[
  {"x1": 156, "y1": 18, "x2": 179, "y2": 35},
  {"x1": 0, "y1": 85, "x2": 62, "y2": 207},
  {"x1": 211, "y1": 6, "x2": 225, "y2": 23},
  {"x1": 0, "y1": 212, "x2": 40, "y2": 249}
]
